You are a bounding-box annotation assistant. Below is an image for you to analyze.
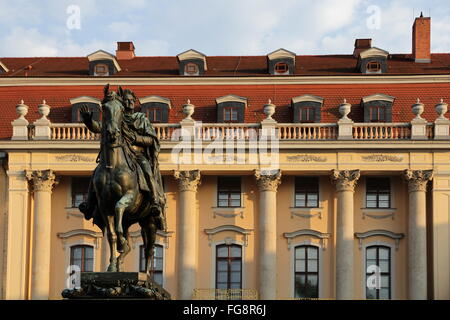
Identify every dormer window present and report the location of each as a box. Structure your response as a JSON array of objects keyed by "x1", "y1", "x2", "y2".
[
  {"x1": 291, "y1": 95, "x2": 324, "y2": 123},
  {"x1": 94, "y1": 63, "x2": 109, "y2": 76},
  {"x1": 87, "y1": 50, "x2": 121, "y2": 76},
  {"x1": 139, "y1": 95, "x2": 171, "y2": 123},
  {"x1": 70, "y1": 96, "x2": 101, "y2": 123},
  {"x1": 299, "y1": 106, "x2": 316, "y2": 123},
  {"x1": 274, "y1": 62, "x2": 289, "y2": 75},
  {"x1": 367, "y1": 61, "x2": 381, "y2": 73},
  {"x1": 369, "y1": 105, "x2": 386, "y2": 122},
  {"x1": 362, "y1": 94, "x2": 395, "y2": 123},
  {"x1": 216, "y1": 95, "x2": 247, "y2": 123},
  {"x1": 267, "y1": 48, "x2": 296, "y2": 75},
  {"x1": 184, "y1": 62, "x2": 199, "y2": 76},
  {"x1": 177, "y1": 49, "x2": 207, "y2": 76},
  {"x1": 223, "y1": 106, "x2": 239, "y2": 122},
  {"x1": 357, "y1": 47, "x2": 389, "y2": 74}
]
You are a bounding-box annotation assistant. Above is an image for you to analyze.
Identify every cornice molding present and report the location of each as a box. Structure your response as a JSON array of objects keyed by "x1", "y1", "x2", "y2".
[
  {"x1": 56, "y1": 228, "x2": 103, "y2": 249},
  {"x1": 283, "y1": 229, "x2": 331, "y2": 250},
  {"x1": 2, "y1": 75, "x2": 449, "y2": 87},
  {"x1": 139, "y1": 95, "x2": 172, "y2": 108},
  {"x1": 204, "y1": 225, "x2": 253, "y2": 247},
  {"x1": 69, "y1": 96, "x2": 101, "y2": 105}
]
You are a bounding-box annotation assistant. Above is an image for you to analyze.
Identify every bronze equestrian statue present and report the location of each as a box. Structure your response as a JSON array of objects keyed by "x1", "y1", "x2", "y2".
[{"x1": 78, "y1": 84, "x2": 166, "y2": 275}]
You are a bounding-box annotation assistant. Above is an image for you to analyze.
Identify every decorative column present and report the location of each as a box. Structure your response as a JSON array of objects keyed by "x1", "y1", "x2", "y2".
[
  {"x1": 331, "y1": 169, "x2": 360, "y2": 300},
  {"x1": 173, "y1": 170, "x2": 201, "y2": 300},
  {"x1": 403, "y1": 169, "x2": 433, "y2": 300},
  {"x1": 25, "y1": 169, "x2": 58, "y2": 300},
  {"x1": 254, "y1": 169, "x2": 281, "y2": 300}
]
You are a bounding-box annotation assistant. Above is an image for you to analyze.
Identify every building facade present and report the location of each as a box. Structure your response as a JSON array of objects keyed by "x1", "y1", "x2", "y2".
[{"x1": 0, "y1": 15, "x2": 449, "y2": 300}]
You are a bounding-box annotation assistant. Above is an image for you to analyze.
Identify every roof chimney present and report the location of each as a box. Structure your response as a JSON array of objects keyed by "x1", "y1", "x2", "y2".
[
  {"x1": 412, "y1": 13, "x2": 431, "y2": 63},
  {"x1": 353, "y1": 39, "x2": 372, "y2": 57},
  {"x1": 116, "y1": 41, "x2": 135, "y2": 60}
]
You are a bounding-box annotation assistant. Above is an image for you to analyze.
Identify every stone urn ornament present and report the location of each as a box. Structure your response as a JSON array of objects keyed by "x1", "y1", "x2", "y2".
[
  {"x1": 339, "y1": 98, "x2": 352, "y2": 120},
  {"x1": 263, "y1": 99, "x2": 276, "y2": 120},
  {"x1": 182, "y1": 99, "x2": 195, "y2": 120},
  {"x1": 38, "y1": 99, "x2": 51, "y2": 120},
  {"x1": 412, "y1": 98, "x2": 424, "y2": 120},
  {"x1": 15, "y1": 100, "x2": 28, "y2": 120},
  {"x1": 435, "y1": 99, "x2": 448, "y2": 120}
]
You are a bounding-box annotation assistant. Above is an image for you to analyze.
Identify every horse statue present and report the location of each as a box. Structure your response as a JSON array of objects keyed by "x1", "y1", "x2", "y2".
[{"x1": 80, "y1": 84, "x2": 165, "y2": 276}]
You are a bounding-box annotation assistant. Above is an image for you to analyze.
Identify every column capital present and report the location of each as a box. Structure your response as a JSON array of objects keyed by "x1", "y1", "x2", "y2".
[
  {"x1": 331, "y1": 169, "x2": 360, "y2": 192},
  {"x1": 173, "y1": 170, "x2": 201, "y2": 192},
  {"x1": 254, "y1": 169, "x2": 282, "y2": 192},
  {"x1": 25, "y1": 169, "x2": 58, "y2": 193},
  {"x1": 403, "y1": 169, "x2": 433, "y2": 192}
]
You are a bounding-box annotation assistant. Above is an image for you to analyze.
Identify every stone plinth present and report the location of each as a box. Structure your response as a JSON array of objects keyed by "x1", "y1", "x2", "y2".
[{"x1": 61, "y1": 272, "x2": 171, "y2": 300}]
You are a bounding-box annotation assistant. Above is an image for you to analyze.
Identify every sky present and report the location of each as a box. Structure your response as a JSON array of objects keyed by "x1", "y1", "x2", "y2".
[{"x1": 0, "y1": 0, "x2": 449, "y2": 57}]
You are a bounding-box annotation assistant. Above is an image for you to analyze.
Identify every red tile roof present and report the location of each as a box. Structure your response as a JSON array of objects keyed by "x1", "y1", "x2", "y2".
[
  {"x1": 1, "y1": 83, "x2": 449, "y2": 140},
  {"x1": 1, "y1": 53, "x2": 450, "y2": 77}
]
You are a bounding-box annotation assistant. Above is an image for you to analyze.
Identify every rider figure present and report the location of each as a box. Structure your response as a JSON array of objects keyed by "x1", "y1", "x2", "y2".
[{"x1": 79, "y1": 87, "x2": 167, "y2": 231}]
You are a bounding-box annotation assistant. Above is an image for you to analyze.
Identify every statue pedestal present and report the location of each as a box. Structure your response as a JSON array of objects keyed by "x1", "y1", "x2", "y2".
[{"x1": 61, "y1": 272, "x2": 171, "y2": 300}]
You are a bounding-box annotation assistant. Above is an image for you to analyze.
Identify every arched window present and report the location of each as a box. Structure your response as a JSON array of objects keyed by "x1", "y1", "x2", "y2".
[
  {"x1": 216, "y1": 244, "x2": 242, "y2": 290},
  {"x1": 70, "y1": 245, "x2": 94, "y2": 272},
  {"x1": 294, "y1": 245, "x2": 319, "y2": 298},
  {"x1": 366, "y1": 61, "x2": 381, "y2": 73},
  {"x1": 94, "y1": 63, "x2": 109, "y2": 76},
  {"x1": 139, "y1": 244, "x2": 164, "y2": 286},
  {"x1": 366, "y1": 245, "x2": 391, "y2": 299},
  {"x1": 274, "y1": 62, "x2": 289, "y2": 75},
  {"x1": 184, "y1": 62, "x2": 199, "y2": 76}
]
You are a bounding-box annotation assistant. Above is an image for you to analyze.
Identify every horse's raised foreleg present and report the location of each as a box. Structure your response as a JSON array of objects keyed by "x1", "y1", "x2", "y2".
[
  {"x1": 115, "y1": 191, "x2": 135, "y2": 248},
  {"x1": 105, "y1": 214, "x2": 118, "y2": 272}
]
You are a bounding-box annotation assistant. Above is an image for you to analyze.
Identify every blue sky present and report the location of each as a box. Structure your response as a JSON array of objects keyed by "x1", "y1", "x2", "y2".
[{"x1": 0, "y1": 0, "x2": 449, "y2": 57}]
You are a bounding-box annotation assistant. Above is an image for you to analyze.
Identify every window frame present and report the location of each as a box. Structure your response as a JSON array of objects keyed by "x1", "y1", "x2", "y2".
[
  {"x1": 369, "y1": 105, "x2": 386, "y2": 123},
  {"x1": 294, "y1": 177, "x2": 319, "y2": 208},
  {"x1": 223, "y1": 106, "x2": 239, "y2": 123},
  {"x1": 217, "y1": 177, "x2": 241, "y2": 208},
  {"x1": 146, "y1": 107, "x2": 163, "y2": 123},
  {"x1": 93, "y1": 63, "x2": 109, "y2": 76},
  {"x1": 215, "y1": 244, "x2": 243, "y2": 291},
  {"x1": 71, "y1": 177, "x2": 90, "y2": 208},
  {"x1": 366, "y1": 60, "x2": 382, "y2": 73},
  {"x1": 184, "y1": 62, "x2": 199, "y2": 76},
  {"x1": 274, "y1": 62, "x2": 289, "y2": 75},
  {"x1": 298, "y1": 106, "x2": 316, "y2": 123},
  {"x1": 365, "y1": 245, "x2": 391, "y2": 300},
  {"x1": 70, "y1": 245, "x2": 94, "y2": 272},
  {"x1": 294, "y1": 245, "x2": 319, "y2": 299},
  {"x1": 365, "y1": 177, "x2": 391, "y2": 209}
]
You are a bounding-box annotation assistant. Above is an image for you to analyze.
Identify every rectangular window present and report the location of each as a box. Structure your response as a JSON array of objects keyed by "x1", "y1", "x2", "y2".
[
  {"x1": 299, "y1": 107, "x2": 315, "y2": 123},
  {"x1": 71, "y1": 177, "x2": 90, "y2": 208},
  {"x1": 146, "y1": 108, "x2": 162, "y2": 123},
  {"x1": 217, "y1": 177, "x2": 241, "y2": 207},
  {"x1": 139, "y1": 244, "x2": 164, "y2": 286},
  {"x1": 295, "y1": 245, "x2": 319, "y2": 298},
  {"x1": 216, "y1": 244, "x2": 242, "y2": 299},
  {"x1": 295, "y1": 177, "x2": 319, "y2": 208},
  {"x1": 223, "y1": 107, "x2": 238, "y2": 122},
  {"x1": 369, "y1": 106, "x2": 386, "y2": 122},
  {"x1": 366, "y1": 246, "x2": 391, "y2": 299},
  {"x1": 70, "y1": 245, "x2": 94, "y2": 272},
  {"x1": 366, "y1": 178, "x2": 391, "y2": 208}
]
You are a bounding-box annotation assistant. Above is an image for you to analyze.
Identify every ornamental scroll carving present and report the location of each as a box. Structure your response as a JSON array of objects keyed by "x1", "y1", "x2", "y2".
[
  {"x1": 55, "y1": 155, "x2": 96, "y2": 162},
  {"x1": 25, "y1": 169, "x2": 58, "y2": 192},
  {"x1": 362, "y1": 154, "x2": 403, "y2": 162},
  {"x1": 254, "y1": 169, "x2": 282, "y2": 192},
  {"x1": 287, "y1": 154, "x2": 327, "y2": 162},
  {"x1": 330, "y1": 169, "x2": 360, "y2": 192},
  {"x1": 173, "y1": 170, "x2": 201, "y2": 192},
  {"x1": 403, "y1": 169, "x2": 433, "y2": 192}
]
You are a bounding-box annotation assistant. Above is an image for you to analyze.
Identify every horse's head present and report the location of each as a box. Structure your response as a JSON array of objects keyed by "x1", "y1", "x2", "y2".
[{"x1": 101, "y1": 96, "x2": 124, "y2": 144}]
